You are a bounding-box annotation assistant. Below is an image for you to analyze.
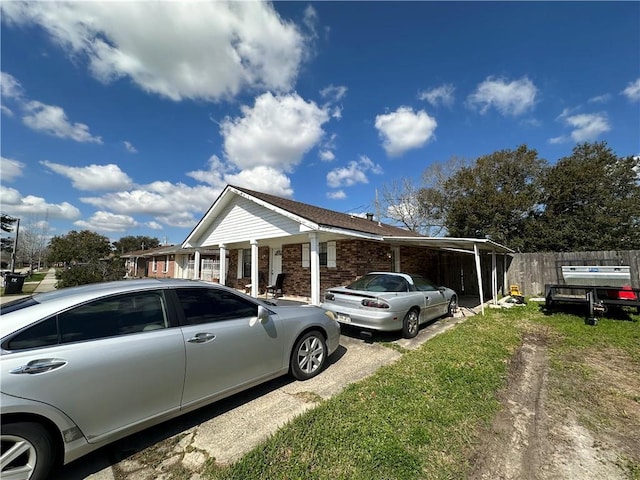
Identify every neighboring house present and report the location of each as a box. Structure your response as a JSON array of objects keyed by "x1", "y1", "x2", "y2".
[
  {"x1": 121, "y1": 245, "x2": 219, "y2": 280},
  {"x1": 182, "y1": 185, "x2": 513, "y2": 309}
]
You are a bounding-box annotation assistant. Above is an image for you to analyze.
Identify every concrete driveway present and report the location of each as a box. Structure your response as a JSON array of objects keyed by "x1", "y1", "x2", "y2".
[{"x1": 52, "y1": 305, "x2": 477, "y2": 480}]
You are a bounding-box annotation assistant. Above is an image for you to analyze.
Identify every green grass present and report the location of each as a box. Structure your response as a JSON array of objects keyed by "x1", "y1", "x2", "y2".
[{"x1": 203, "y1": 302, "x2": 639, "y2": 480}]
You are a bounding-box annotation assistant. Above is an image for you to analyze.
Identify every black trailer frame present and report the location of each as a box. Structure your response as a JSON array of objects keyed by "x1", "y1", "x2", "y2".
[{"x1": 545, "y1": 284, "x2": 640, "y2": 325}]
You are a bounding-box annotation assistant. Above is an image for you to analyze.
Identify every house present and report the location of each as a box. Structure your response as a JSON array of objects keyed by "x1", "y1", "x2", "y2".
[
  {"x1": 182, "y1": 185, "x2": 513, "y2": 311},
  {"x1": 121, "y1": 245, "x2": 219, "y2": 280}
]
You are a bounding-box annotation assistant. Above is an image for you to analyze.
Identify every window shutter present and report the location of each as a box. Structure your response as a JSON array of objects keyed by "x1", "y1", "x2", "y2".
[
  {"x1": 327, "y1": 241, "x2": 336, "y2": 268},
  {"x1": 237, "y1": 249, "x2": 243, "y2": 278},
  {"x1": 302, "y1": 243, "x2": 310, "y2": 268}
]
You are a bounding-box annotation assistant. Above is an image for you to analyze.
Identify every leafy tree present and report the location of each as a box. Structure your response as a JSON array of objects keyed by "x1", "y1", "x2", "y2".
[
  {"x1": 47, "y1": 230, "x2": 112, "y2": 265},
  {"x1": 532, "y1": 142, "x2": 640, "y2": 251},
  {"x1": 57, "y1": 259, "x2": 126, "y2": 288},
  {"x1": 113, "y1": 235, "x2": 161, "y2": 254},
  {"x1": 440, "y1": 145, "x2": 547, "y2": 251}
]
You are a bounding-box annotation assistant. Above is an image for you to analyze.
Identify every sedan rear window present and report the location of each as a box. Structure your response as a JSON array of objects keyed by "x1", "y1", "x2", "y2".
[{"x1": 347, "y1": 274, "x2": 408, "y2": 292}]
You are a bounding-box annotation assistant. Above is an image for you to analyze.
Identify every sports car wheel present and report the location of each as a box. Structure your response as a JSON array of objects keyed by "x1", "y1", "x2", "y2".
[
  {"x1": 402, "y1": 309, "x2": 420, "y2": 338},
  {"x1": 1, "y1": 422, "x2": 55, "y2": 480},
  {"x1": 290, "y1": 331, "x2": 327, "y2": 380},
  {"x1": 447, "y1": 295, "x2": 458, "y2": 317}
]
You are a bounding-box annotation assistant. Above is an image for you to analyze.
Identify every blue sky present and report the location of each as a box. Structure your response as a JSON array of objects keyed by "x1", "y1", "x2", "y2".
[{"x1": 1, "y1": 1, "x2": 639, "y2": 246}]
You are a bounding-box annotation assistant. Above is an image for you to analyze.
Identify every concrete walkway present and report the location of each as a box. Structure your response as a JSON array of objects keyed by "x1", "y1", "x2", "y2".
[{"x1": 34, "y1": 267, "x2": 58, "y2": 293}]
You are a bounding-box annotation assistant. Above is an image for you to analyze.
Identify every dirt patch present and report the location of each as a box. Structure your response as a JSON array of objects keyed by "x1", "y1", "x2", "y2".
[{"x1": 470, "y1": 329, "x2": 639, "y2": 480}]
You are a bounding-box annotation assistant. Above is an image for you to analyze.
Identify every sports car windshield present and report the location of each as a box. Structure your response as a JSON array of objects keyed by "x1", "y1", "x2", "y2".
[{"x1": 346, "y1": 274, "x2": 409, "y2": 292}]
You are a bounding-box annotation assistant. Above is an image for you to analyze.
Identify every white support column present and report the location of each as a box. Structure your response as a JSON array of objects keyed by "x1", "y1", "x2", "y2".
[
  {"x1": 491, "y1": 250, "x2": 498, "y2": 305},
  {"x1": 194, "y1": 250, "x2": 201, "y2": 280},
  {"x1": 219, "y1": 244, "x2": 227, "y2": 285},
  {"x1": 309, "y1": 232, "x2": 320, "y2": 305},
  {"x1": 474, "y1": 243, "x2": 485, "y2": 315},
  {"x1": 250, "y1": 239, "x2": 259, "y2": 297},
  {"x1": 503, "y1": 254, "x2": 508, "y2": 296}
]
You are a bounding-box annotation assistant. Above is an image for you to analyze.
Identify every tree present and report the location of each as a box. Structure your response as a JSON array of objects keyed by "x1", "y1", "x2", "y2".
[
  {"x1": 47, "y1": 230, "x2": 113, "y2": 265},
  {"x1": 113, "y1": 235, "x2": 161, "y2": 254},
  {"x1": 532, "y1": 142, "x2": 640, "y2": 251},
  {"x1": 441, "y1": 145, "x2": 548, "y2": 251},
  {"x1": 16, "y1": 216, "x2": 49, "y2": 269},
  {"x1": 379, "y1": 156, "x2": 467, "y2": 236}
]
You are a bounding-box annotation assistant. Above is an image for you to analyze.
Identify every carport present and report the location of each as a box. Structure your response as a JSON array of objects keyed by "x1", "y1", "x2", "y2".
[{"x1": 385, "y1": 237, "x2": 514, "y2": 315}]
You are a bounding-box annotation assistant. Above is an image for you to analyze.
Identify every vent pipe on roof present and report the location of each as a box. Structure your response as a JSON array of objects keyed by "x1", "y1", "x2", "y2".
[{"x1": 366, "y1": 212, "x2": 374, "y2": 221}]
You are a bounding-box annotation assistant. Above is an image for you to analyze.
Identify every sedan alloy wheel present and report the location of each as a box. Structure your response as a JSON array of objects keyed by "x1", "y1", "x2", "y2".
[{"x1": 291, "y1": 331, "x2": 327, "y2": 380}]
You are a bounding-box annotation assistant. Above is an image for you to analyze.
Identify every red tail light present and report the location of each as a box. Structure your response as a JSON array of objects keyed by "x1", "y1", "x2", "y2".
[{"x1": 361, "y1": 299, "x2": 389, "y2": 308}]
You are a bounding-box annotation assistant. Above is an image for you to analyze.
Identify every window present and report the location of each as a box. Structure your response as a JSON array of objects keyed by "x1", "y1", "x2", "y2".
[
  {"x1": 176, "y1": 288, "x2": 257, "y2": 325},
  {"x1": 242, "y1": 248, "x2": 251, "y2": 278},
  {"x1": 302, "y1": 241, "x2": 335, "y2": 268},
  {"x1": 163, "y1": 255, "x2": 169, "y2": 273},
  {"x1": 152, "y1": 257, "x2": 157, "y2": 272},
  {"x1": 3, "y1": 291, "x2": 168, "y2": 350},
  {"x1": 319, "y1": 242, "x2": 328, "y2": 266},
  {"x1": 5, "y1": 317, "x2": 58, "y2": 350}
]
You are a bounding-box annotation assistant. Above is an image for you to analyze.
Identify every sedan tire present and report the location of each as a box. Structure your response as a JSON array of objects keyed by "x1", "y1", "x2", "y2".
[
  {"x1": 402, "y1": 309, "x2": 420, "y2": 339},
  {"x1": 1, "y1": 422, "x2": 56, "y2": 480},
  {"x1": 290, "y1": 331, "x2": 327, "y2": 380}
]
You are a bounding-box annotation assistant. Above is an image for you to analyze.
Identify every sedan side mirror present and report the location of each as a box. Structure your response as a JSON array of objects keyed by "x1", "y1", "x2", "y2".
[{"x1": 257, "y1": 305, "x2": 270, "y2": 323}]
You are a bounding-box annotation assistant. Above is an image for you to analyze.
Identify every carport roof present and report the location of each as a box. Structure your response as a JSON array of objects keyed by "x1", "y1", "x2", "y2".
[{"x1": 383, "y1": 236, "x2": 514, "y2": 254}]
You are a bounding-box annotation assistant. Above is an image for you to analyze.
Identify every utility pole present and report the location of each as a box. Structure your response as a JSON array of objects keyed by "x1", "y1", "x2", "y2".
[{"x1": 10, "y1": 218, "x2": 20, "y2": 273}]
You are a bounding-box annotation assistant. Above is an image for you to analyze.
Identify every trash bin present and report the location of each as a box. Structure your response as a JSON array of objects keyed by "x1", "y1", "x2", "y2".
[{"x1": 4, "y1": 273, "x2": 26, "y2": 294}]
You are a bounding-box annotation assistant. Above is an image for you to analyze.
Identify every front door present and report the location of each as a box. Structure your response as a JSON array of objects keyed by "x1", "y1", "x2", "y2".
[{"x1": 270, "y1": 247, "x2": 283, "y2": 285}]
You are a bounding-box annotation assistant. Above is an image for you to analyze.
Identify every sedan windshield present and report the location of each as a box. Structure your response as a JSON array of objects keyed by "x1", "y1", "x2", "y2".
[{"x1": 347, "y1": 274, "x2": 408, "y2": 292}]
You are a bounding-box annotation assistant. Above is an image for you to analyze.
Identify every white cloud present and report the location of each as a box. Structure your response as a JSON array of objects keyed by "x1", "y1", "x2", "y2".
[
  {"x1": 41, "y1": 161, "x2": 133, "y2": 191},
  {"x1": 23, "y1": 101, "x2": 102, "y2": 143},
  {"x1": 588, "y1": 93, "x2": 611, "y2": 104},
  {"x1": 221, "y1": 92, "x2": 330, "y2": 171},
  {"x1": 551, "y1": 111, "x2": 611, "y2": 143},
  {"x1": 319, "y1": 150, "x2": 335, "y2": 162},
  {"x1": 74, "y1": 211, "x2": 139, "y2": 233},
  {"x1": 1, "y1": 156, "x2": 25, "y2": 182},
  {"x1": 80, "y1": 182, "x2": 220, "y2": 221},
  {"x1": 564, "y1": 113, "x2": 611, "y2": 142},
  {"x1": 320, "y1": 84, "x2": 348, "y2": 102},
  {"x1": 124, "y1": 141, "x2": 138, "y2": 153},
  {"x1": 375, "y1": 107, "x2": 437, "y2": 157},
  {"x1": 1, "y1": 71, "x2": 24, "y2": 99},
  {"x1": 418, "y1": 84, "x2": 455, "y2": 107},
  {"x1": 1, "y1": 1, "x2": 307, "y2": 102},
  {"x1": 467, "y1": 76, "x2": 537, "y2": 116},
  {"x1": 1, "y1": 105, "x2": 14, "y2": 116},
  {"x1": 224, "y1": 166, "x2": 294, "y2": 197},
  {"x1": 326, "y1": 155, "x2": 382, "y2": 188},
  {"x1": 0, "y1": 185, "x2": 81, "y2": 219},
  {"x1": 187, "y1": 155, "x2": 294, "y2": 197},
  {"x1": 327, "y1": 190, "x2": 346, "y2": 200},
  {"x1": 622, "y1": 78, "x2": 640, "y2": 102}
]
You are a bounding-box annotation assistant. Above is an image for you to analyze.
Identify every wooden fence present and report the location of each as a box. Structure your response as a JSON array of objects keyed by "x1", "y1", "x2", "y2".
[{"x1": 506, "y1": 250, "x2": 640, "y2": 296}]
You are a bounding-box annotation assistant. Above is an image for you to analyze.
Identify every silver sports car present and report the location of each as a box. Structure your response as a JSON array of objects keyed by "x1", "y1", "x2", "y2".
[
  {"x1": 321, "y1": 272, "x2": 457, "y2": 339},
  {"x1": 0, "y1": 279, "x2": 340, "y2": 480}
]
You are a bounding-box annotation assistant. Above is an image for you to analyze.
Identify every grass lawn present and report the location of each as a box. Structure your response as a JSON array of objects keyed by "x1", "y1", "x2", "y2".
[{"x1": 204, "y1": 302, "x2": 639, "y2": 480}]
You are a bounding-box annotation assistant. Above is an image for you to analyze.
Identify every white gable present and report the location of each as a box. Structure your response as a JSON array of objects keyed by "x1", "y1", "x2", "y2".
[{"x1": 199, "y1": 196, "x2": 302, "y2": 246}]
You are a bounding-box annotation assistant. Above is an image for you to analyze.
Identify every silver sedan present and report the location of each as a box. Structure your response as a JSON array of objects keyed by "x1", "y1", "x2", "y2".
[
  {"x1": 0, "y1": 279, "x2": 340, "y2": 480},
  {"x1": 321, "y1": 272, "x2": 457, "y2": 339}
]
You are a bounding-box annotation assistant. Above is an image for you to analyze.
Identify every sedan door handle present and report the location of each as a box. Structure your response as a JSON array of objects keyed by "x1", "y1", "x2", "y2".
[
  {"x1": 187, "y1": 333, "x2": 216, "y2": 344},
  {"x1": 10, "y1": 359, "x2": 67, "y2": 375}
]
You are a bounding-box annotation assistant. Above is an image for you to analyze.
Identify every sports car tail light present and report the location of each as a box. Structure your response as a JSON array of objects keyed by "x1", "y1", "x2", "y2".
[
  {"x1": 361, "y1": 299, "x2": 389, "y2": 308},
  {"x1": 325, "y1": 293, "x2": 335, "y2": 301}
]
